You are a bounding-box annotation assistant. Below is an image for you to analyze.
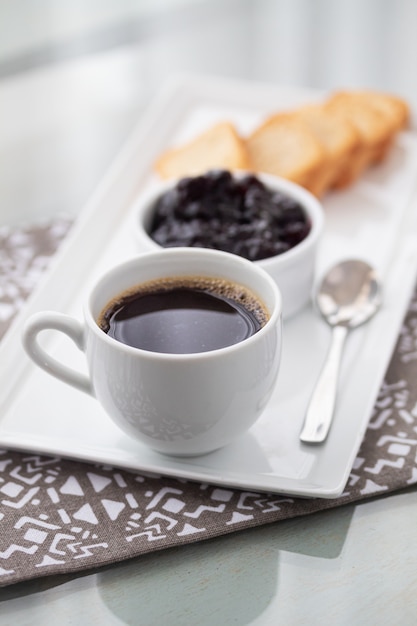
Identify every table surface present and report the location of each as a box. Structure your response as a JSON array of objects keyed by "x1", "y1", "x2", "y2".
[{"x1": 1, "y1": 1, "x2": 417, "y2": 623}]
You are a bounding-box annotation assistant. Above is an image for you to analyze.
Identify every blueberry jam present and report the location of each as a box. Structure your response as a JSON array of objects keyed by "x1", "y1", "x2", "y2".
[{"x1": 148, "y1": 170, "x2": 311, "y2": 262}]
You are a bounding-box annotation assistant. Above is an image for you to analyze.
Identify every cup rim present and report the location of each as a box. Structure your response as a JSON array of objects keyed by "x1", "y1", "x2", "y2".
[{"x1": 85, "y1": 247, "x2": 282, "y2": 361}]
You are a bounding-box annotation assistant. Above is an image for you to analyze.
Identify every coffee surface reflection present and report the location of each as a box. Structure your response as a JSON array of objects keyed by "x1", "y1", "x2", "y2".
[{"x1": 98, "y1": 276, "x2": 269, "y2": 354}]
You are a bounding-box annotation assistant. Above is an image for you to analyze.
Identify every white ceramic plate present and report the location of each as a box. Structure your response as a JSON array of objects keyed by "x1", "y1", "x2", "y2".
[{"x1": 1, "y1": 74, "x2": 417, "y2": 498}]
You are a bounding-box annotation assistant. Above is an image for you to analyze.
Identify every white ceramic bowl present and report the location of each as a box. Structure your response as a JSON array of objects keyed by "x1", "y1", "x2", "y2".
[{"x1": 132, "y1": 171, "x2": 325, "y2": 318}]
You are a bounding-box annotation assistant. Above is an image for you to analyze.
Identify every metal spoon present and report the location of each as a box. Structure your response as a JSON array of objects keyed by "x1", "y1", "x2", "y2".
[{"x1": 300, "y1": 259, "x2": 382, "y2": 444}]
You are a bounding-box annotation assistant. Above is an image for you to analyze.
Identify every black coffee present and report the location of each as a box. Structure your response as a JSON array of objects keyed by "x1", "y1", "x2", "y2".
[{"x1": 98, "y1": 277, "x2": 269, "y2": 354}]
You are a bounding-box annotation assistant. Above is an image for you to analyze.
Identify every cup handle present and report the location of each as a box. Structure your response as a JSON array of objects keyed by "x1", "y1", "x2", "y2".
[{"x1": 22, "y1": 312, "x2": 94, "y2": 396}]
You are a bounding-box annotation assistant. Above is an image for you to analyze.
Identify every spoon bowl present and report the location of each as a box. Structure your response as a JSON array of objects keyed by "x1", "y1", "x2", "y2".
[
  {"x1": 300, "y1": 259, "x2": 382, "y2": 444},
  {"x1": 317, "y1": 259, "x2": 381, "y2": 327}
]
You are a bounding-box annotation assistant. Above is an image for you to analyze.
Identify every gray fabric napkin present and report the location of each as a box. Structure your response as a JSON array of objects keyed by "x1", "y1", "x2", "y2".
[{"x1": 0, "y1": 220, "x2": 416, "y2": 587}]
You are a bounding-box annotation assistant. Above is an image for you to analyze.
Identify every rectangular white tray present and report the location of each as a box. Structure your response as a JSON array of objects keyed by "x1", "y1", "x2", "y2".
[{"x1": 2, "y1": 74, "x2": 417, "y2": 498}]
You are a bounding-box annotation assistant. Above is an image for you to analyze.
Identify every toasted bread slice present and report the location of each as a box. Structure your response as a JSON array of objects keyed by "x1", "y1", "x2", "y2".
[
  {"x1": 334, "y1": 90, "x2": 409, "y2": 131},
  {"x1": 325, "y1": 90, "x2": 410, "y2": 186},
  {"x1": 330, "y1": 90, "x2": 409, "y2": 164},
  {"x1": 154, "y1": 122, "x2": 250, "y2": 179},
  {"x1": 246, "y1": 114, "x2": 326, "y2": 192},
  {"x1": 290, "y1": 103, "x2": 360, "y2": 195}
]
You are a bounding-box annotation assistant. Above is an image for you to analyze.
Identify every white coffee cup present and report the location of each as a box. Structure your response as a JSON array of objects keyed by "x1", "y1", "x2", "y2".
[{"x1": 22, "y1": 247, "x2": 282, "y2": 456}]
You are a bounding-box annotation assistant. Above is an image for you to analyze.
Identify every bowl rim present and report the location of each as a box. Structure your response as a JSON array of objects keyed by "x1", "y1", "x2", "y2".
[{"x1": 132, "y1": 170, "x2": 325, "y2": 265}]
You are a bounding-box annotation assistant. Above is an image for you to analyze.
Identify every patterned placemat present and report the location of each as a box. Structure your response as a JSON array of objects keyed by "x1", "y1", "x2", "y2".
[{"x1": 0, "y1": 220, "x2": 416, "y2": 587}]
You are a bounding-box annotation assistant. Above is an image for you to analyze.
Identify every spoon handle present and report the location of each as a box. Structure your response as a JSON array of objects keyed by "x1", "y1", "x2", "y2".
[{"x1": 300, "y1": 324, "x2": 348, "y2": 443}]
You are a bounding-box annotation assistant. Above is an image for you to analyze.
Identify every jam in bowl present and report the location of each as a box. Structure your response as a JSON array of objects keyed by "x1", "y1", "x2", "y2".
[{"x1": 133, "y1": 170, "x2": 325, "y2": 318}]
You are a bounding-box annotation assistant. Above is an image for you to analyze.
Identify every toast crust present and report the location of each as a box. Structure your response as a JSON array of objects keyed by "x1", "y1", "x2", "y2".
[
  {"x1": 246, "y1": 115, "x2": 326, "y2": 191},
  {"x1": 154, "y1": 122, "x2": 250, "y2": 179},
  {"x1": 325, "y1": 91, "x2": 409, "y2": 186},
  {"x1": 289, "y1": 104, "x2": 360, "y2": 195},
  {"x1": 153, "y1": 88, "x2": 409, "y2": 196}
]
